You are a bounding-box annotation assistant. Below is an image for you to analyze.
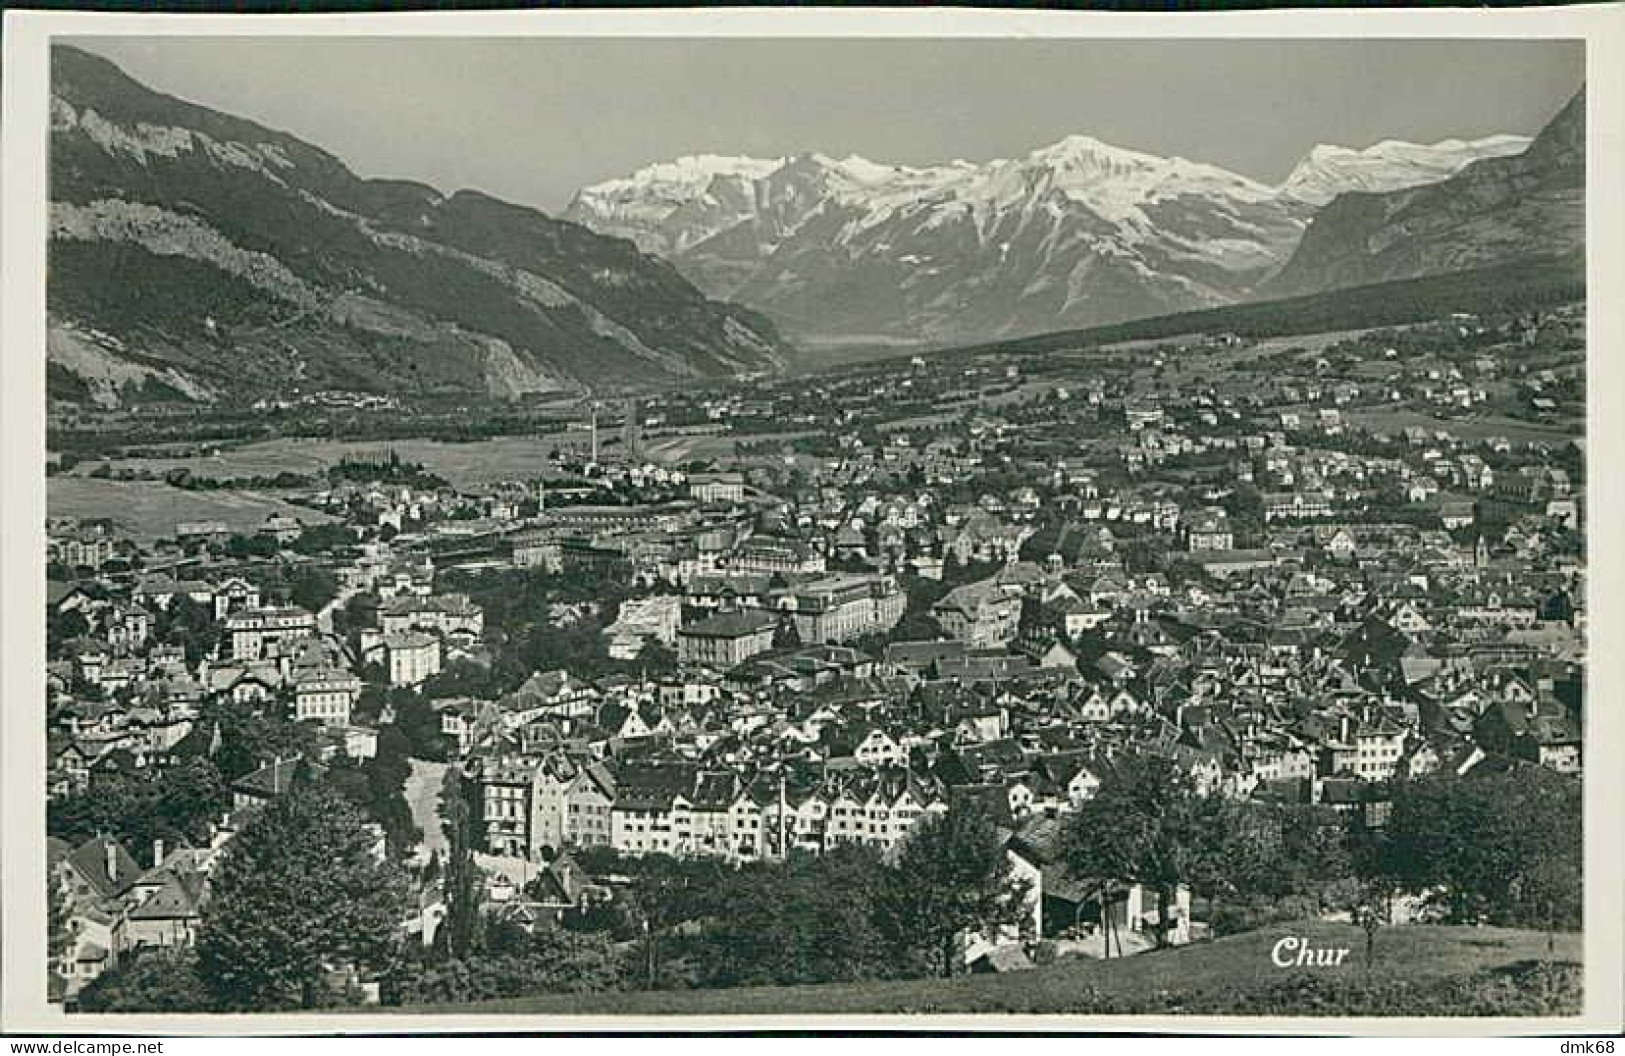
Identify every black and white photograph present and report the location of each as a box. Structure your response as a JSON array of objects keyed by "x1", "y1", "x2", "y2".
[{"x1": 2, "y1": 6, "x2": 1622, "y2": 1038}]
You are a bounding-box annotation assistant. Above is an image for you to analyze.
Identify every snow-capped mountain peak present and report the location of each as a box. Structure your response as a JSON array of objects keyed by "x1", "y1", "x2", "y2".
[
  {"x1": 1278, "y1": 134, "x2": 1531, "y2": 206},
  {"x1": 562, "y1": 124, "x2": 1535, "y2": 347},
  {"x1": 585, "y1": 153, "x2": 784, "y2": 197}
]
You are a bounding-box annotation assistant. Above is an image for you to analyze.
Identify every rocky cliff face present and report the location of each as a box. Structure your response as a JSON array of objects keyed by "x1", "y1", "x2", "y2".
[
  {"x1": 48, "y1": 46, "x2": 787, "y2": 406},
  {"x1": 1264, "y1": 91, "x2": 1583, "y2": 299}
]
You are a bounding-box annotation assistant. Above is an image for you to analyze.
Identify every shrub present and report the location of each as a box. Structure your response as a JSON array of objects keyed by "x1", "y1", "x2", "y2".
[{"x1": 76, "y1": 947, "x2": 213, "y2": 1013}]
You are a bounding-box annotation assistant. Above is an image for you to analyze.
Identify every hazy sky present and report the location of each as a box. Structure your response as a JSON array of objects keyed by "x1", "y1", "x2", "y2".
[{"x1": 73, "y1": 37, "x2": 1583, "y2": 212}]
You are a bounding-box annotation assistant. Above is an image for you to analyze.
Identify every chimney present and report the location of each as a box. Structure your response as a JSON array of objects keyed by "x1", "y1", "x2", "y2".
[
  {"x1": 105, "y1": 840, "x2": 118, "y2": 884},
  {"x1": 153, "y1": 838, "x2": 165, "y2": 870}
]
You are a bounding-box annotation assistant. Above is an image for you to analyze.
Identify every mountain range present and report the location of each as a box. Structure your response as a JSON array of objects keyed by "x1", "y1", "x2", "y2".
[
  {"x1": 46, "y1": 44, "x2": 1584, "y2": 406},
  {"x1": 47, "y1": 45, "x2": 787, "y2": 408},
  {"x1": 564, "y1": 126, "x2": 1549, "y2": 346},
  {"x1": 1264, "y1": 89, "x2": 1584, "y2": 298}
]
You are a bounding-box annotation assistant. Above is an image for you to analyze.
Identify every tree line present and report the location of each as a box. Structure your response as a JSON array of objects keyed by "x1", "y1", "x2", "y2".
[{"x1": 73, "y1": 746, "x2": 1580, "y2": 1011}]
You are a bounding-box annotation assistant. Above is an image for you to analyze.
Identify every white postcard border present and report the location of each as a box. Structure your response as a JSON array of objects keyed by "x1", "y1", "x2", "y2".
[{"x1": 3, "y1": 4, "x2": 1622, "y2": 1036}]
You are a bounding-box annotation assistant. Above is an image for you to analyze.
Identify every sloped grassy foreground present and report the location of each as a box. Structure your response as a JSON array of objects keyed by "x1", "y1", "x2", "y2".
[{"x1": 400, "y1": 921, "x2": 1582, "y2": 1017}]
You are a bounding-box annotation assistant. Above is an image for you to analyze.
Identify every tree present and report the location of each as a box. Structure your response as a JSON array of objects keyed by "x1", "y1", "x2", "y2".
[
  {"x1": 291, "y1": 522, "x2": 354, "y2": 557},
  {"x1": 333, "y1": 592, "x2": 379, "y2": 644},
  {"x1": 324, "y1": 746, "x2": 421, "y2": 861},
  {"x1": 47, "y1": 878, "x2": 74, "y2": 987},
  {"x1": 1062, "y1": 754, "x2": 1206, "y2": 948},
  {"x1": 46, "y1": 607, "x2": 90, "y2": 653},
  {"x1": 435, "y1": 766, "x2": 482, "y2": 961},
  {"x1": 697, "y1": 846, "x2": 892, "y2": 988},
  {"x1": 422, "y1": 659, "x2": 500, "y2": 701},
  {"x1": 880, "y1": 801, "x2": 1031, "y2": 977},
  {"x1": 47, "y1": 757, "x2": 229, "y2": 850},
  {"x1": 203, "y1": 698, "x2": 319, "y2": 782},
  {"x1": 633, "y1": 639, "x2": 676, "y2": 671},
  {"x1": 1351, "y1": 882, "x2": 1389, "y2": 980},
  {"x1": 286, "y1": 565, "x2": 339, "y2": 612},
  {"x1": 155, "y1": 595, "x2": 222, "y2": 664},
  {"x1": 76, "y1": 947, "x2": 213, "y2": 1013},
  {"x1": 1184, "y1": 797, "x2": 1274, "y2": 931},
  {"x1": 1370, "y1": 768, "x2": 1580, "y2": 928},
  {"x1": 771, "y1": 615, "x2": 803, "y2": 651},
  {"x1": 389, "y1": 690, "x2": 452, "y2": 761},
  {"x1": 197, "y1": 777, "x2": 410, "y2": 1010}
]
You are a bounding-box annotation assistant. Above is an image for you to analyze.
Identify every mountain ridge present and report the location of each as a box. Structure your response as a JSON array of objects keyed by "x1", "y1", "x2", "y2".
[
  {"x1": 1276, "y1": 134, "x2": 1531, "y2": 206},
  {"x1": 565, "y1": 129, "x2": 1541, "y2": 346},
  {"x1": 1265, "y1": 90, "x2": 1583, "y2": 297},
  {"x1": 47, "y1": 45, "x2": 788, "y2": 407}
]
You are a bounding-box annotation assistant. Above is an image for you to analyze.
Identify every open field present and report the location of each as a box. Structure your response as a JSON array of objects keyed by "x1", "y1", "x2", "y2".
[
  {"x1": 67, "y1": 426, "x2": 823, "y2": 487},
  {"x1": 1106, "y1": 328, "x2": 1372, "y2": 361},
  {"x1": 68, "y1": 435, "x2": 585, "y2": 488},
  {"x1": 1345, "y1": 408, "x2": 1581, "y2": 445},
  {"x1": 648, "y1": 430, "x2": 825, "y2": 463},
  {"x1": 943, "y1": 254, "x2": 1583, "y2": 361},
  {"x1": 394, "y1": 922, "x2": 1580, "y2": 1017},
  {"x1": 49, "y1": 477, "x2": 336, "y2": 543}
]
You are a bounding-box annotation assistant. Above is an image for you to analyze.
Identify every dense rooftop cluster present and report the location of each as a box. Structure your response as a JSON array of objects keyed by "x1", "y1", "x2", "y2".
[{"x1": 45, "y1": 304, "x2": 1584, "y2": 1004}]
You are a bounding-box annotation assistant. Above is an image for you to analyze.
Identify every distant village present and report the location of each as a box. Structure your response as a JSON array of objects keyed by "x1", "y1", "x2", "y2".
[{"x1": 45, "y1": 305, "x2": 1585, "y2": 1002}]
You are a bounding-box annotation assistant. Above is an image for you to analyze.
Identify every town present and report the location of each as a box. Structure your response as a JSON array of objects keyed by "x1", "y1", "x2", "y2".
[{"x1": 44, "y1": 303, "x2": 1585, "y2": 1011}]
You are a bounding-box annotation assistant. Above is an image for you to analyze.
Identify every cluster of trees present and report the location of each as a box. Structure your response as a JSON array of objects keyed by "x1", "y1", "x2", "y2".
[
  {"x1": 289, "y1": 522, "x2": 357, "y2": 557},
  {"x1": 78, "y1": 776, "x2": 410, "y2": 1012},
  {"x1": 1064, "y1": 756, "x2": 1357, "y2": 943},
  {"x1": 353, "y1": 684, "x2": 453, "y2": 761},
  {"x1": 432, "y1": 567, "x2": 662, "y2": 690},
  {"x1": 254, "y1": 563, "x2": 341, "y2": 613},
  {"x1": 560, "y1": 802, "x2": 1030, "y2": 991},
  {"x1": 193, "y1": 697, "x2": 322, "y2": 783},
  {"x1": 382, "y1": 930, "x2": 625, "y2": 1005},
  {"x1": 219, "y1": 534, "x2": 281, "y2": 560},
  {"x1": 326, "y1": 725, "x2": 423, "y2": 859},
  {"x1": 695, "y1": 846, "x2": 924, "y2": 988},
  {"x1": 162, "y1": 468, "x2": 318, "y2": 491},
  {"x1": 327, "y1": 452, "x2": 450, "y2": 491},
  {"x1": 49, "y1": 757, "x2": 231, "y2": 852},
  {"x1": 47, "y1": 604, "x2": 97, "y2": 655},
  {"x1": 1060, "y1": 754, "x2": 1582, "y2": 948},
  {"x1": 1362, "y1": 766, "x2": 1581, "y2": 930},
  {"x1": 150, "y1": 595, "x2": 224, "y2": 664}
]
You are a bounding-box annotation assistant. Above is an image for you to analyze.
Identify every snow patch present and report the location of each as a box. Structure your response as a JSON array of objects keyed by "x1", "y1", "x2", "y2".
[{"x1": 1278, "y1": 134, "x2": 1532, "y2": 206}]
